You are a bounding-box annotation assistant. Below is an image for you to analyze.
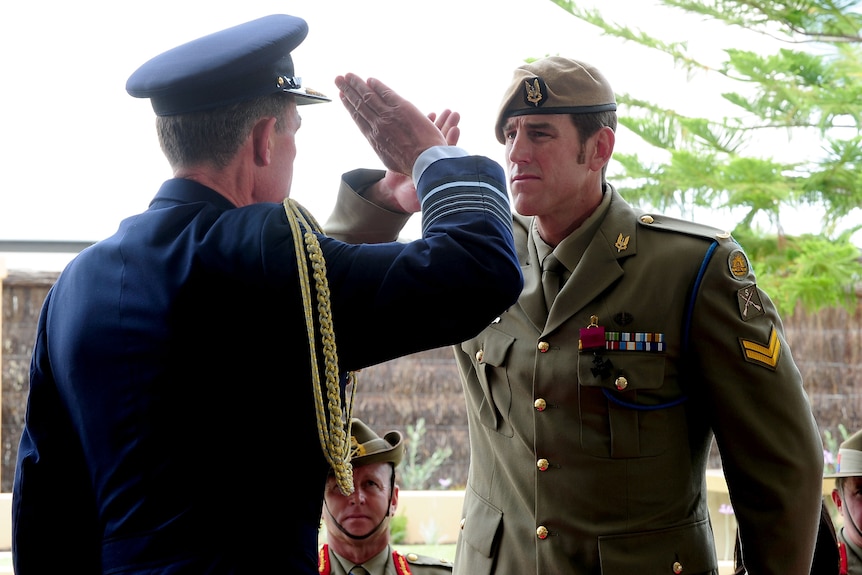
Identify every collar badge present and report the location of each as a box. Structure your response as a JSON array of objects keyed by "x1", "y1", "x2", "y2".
[{"x1": 614, "y1": 233, "x2": 630, "y2": 252}]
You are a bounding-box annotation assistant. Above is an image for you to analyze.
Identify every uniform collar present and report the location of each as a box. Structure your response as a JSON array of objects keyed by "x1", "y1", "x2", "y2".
[
  {"x1": 329, "y1": 544, "x2": 392, "y2": 575},
  {"x1": 149, "y1": 178, "x2": 237, "y2": 211}
]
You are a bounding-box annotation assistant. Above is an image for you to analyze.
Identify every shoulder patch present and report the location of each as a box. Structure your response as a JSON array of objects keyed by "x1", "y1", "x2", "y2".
[
  {"x1": 737, "y1": 284, "x2": 765, "y2": 321},
  {"x1": 637, "y1": 213, "x2": 732, "y2": 243},
  {"x1": 728, "y1": 249, "x2": 751, "y2": 280}
]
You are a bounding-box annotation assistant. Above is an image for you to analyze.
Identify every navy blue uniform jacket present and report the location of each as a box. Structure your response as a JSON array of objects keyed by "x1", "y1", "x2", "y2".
[{"x1": 12, "y1": 156, "x2": 521, "y2": 574}]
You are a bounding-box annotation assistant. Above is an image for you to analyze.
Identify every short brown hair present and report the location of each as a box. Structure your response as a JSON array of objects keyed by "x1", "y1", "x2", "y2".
[{"x1": 156, "y1": 92, "x2": 294, "y2": 170}]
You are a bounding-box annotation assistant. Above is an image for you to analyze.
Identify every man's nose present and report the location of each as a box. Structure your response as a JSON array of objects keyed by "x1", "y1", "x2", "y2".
[{"x1": 507, "y1": 133, "x2": 530, "y2": 163}]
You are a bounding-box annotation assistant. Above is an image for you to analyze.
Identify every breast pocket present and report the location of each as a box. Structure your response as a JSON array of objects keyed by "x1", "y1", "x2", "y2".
[
  {"x1": 461, "y1": 329, "x2": 515, "y2": 437},
  {"x1": 577, "y1": 351, "x2": 684, "y2": 458}
]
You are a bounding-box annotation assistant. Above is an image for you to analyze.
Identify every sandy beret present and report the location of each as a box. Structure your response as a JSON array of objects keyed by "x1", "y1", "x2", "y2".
[
  {"x1": 126, "y1": 14, "x2": 330, "y2": 116},
  {"x1": 494, "y1": 56, "x2": 617, "y2": 143},
  {"x1": 825, "y1": 428, "x2": 862, "y2": 478},
  {"x1": 348, "y1": 418, "x2": 404, "y2": 468}
]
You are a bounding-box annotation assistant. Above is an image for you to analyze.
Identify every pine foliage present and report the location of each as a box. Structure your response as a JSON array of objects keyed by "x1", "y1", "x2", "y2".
[{"x1": 551, "y1": 0, "x2": 862, "y2": 315}]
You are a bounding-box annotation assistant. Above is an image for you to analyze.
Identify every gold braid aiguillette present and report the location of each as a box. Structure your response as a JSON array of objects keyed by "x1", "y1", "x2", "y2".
[{"x1": 284, "y1": 198, "x2": 357, "y2": 495}]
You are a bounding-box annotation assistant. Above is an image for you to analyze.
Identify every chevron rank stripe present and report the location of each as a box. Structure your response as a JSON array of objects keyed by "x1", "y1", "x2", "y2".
[
  {"x1": 739, "y1": 326, "x2": 781, "y2": 370},
  {"x1": 604, "y1": 331, "x2": 665, "y2": 352}
]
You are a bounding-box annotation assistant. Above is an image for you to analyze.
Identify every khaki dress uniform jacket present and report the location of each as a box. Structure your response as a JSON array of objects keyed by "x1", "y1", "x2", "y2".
[
  {"x1": 326, "y1": 179, "x2": 824, "y2": 575},
  {"x1": 838, "y1": 528, "x2": 862, "y2": 575},
  {"x1": 319, "y1": 544, "x2": 453, "y2": 575}
]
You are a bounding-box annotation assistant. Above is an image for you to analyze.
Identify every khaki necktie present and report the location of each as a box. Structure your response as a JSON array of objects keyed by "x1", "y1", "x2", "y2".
[
  {"x1": 350, "y1": 566, "x2": 370, "y2": 575},
  {"x1": 542, "y1": 253, "x2": 565, "y2": 310}
]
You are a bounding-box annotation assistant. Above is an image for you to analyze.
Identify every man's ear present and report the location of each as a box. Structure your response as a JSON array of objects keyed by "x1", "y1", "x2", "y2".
[
  {"x1": 390, "y1": 484, "x2": 399, "y2": 516},
  {"x1": 252, "y1": 116, "x2": 279, "y2": 166},
  {"x1": 590, "y1": 126, "x2": 615, "y2": 172},
  {"x1": 832, "y1": 488, "x2": 844, "y2": 513}
]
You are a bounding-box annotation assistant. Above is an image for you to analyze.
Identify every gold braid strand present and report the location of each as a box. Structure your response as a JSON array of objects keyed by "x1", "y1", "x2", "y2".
[{"x1": 284, "y1": 198, "x2": 357, "y2": 495}]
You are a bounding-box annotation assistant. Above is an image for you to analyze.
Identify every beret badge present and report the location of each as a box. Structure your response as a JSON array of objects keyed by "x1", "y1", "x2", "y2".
[{"x1": 523, "y1": 77, "x2": 547, "y2": 108}]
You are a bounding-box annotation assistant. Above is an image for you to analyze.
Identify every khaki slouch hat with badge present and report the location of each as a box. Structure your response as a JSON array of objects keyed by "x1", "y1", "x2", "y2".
[
  {"x1": 826, "y1": 428, "x2": 862, "y2": 478},
  {"x1": 494, "y1": 56, "x2": 617, "y2": 143},
  {"x1": 347, "y1": 418, "x2": 404, "y2": 468}
]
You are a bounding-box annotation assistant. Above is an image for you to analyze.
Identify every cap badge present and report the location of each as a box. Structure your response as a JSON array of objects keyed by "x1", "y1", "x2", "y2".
[
  {"x1": 524, "y1": 77, "x2": 547, "y2": 108},
  {"x1": 277, "y1": 75, "x2": 301, "y2": 89},
  {"x1": 349, "y1": 436, "x2": 366, "y2": 459}
]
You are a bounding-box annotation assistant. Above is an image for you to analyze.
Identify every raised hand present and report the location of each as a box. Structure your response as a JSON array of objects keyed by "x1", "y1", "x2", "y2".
[
  {"x1": 431, "y1": 109, "x2": 461, "y2": 148},
  {"x1": 336, "y1": 73, "x2": 449, "y2": 177},
  {"x1": 361, "y1": 109, "x2": 462, "y2": 214}
]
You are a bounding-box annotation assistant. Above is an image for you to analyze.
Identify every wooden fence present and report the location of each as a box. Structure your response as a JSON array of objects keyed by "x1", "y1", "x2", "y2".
[{"x1": 2, "y1": 269, "x2": 860, "y2": 491}]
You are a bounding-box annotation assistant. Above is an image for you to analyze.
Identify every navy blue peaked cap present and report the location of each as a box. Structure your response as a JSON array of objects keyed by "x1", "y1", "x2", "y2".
[{"x1": 126, "y1": 14, "x2": 330, "y2": 116}]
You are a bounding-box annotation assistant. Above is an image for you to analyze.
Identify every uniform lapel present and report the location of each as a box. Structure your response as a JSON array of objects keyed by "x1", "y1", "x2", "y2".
[{"x1": 543, "y1": 189, "x2": 639, "y2": 334}]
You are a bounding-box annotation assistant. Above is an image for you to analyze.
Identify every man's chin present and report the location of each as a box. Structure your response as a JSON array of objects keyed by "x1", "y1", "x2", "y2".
[{"x1": 342, "y1": 518, "x2": 373, "y2": 532}]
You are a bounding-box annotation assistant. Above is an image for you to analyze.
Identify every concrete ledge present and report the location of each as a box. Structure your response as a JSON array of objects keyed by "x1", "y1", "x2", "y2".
[
  {"x1": 396, "y1": 490, "x2": 463, "y2": 545},
  {"x1": 0, "y1": 494, "x2": 9, "y2": 551}
]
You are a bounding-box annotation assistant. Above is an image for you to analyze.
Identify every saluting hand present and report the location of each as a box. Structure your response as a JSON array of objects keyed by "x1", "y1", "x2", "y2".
[
  {"x1": 336, "y1": 73, "x2": 451, "y2": 178},
  {"x1": 362, "y1": 109, "x2": 462, "y2": 214}
]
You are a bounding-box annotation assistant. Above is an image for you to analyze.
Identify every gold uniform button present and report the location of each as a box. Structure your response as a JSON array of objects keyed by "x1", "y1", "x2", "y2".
[
  {"x1": 534, "y1": 398, "x2": 547, "y2": 411},
  {"x1": 460, "y1": 518, "x2": 466, "y2": 529},
  {"x1": 615, "y1": 376, "x2": 628, "y2": 390},
  {"x1": 537, "y1": 458, "x2": 549, "y2": 471},
  {"x1": 673, "y1": 561, "x2": 683, "y2": 574},
  {"x1": 538, "y1": 341, "x2": 550, "y2": 353},
  {"x1": 536, "y1": 526, "x2": 549, "y2": 539},
  {"x1": 406, "y1": 553, "x2": 419, "y2": 562},
  {"x1": 640, "y1": 215, "x2": 655, "y2": 224},
  {"x1": 476, "y1": 349, "x2": 484, "y2": 362}
]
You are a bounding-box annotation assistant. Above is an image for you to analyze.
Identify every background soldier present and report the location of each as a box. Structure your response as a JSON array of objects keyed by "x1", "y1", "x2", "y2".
[
  {"x1": 828, "y1": 428, "x2": 862, "y2": 574},
  {"x1": 320, "y1": 418, "x2": 453, "y2": 575}
]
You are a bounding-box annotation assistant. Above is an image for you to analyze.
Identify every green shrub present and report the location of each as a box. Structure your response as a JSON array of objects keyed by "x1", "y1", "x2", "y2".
[
  {"x1": 398, "y1": 418, "x2": 453, "y2": 490},
  {"x1": 390, "y1": 514, "x2": 407, "y2": 544}
]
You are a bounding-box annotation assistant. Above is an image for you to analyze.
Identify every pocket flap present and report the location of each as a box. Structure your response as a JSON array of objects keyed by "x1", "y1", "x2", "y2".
[
  {"x1": 461, "y1": 492, "x2": 503, "y2": 558},
  {"x1": 598, "y1": 519, "x2": 718, "y2": 574}
]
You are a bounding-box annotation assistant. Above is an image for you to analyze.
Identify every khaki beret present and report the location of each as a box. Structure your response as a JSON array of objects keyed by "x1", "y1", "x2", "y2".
[
  {"x1": 494, "y1": 56, "x2": 617, "y2": 143},
  {"x1": 347, "y1": 418, "x2": 404, "y2": 468},
  {"x1": 826, "y1": 428, "x2": 862, "y2": 478}
]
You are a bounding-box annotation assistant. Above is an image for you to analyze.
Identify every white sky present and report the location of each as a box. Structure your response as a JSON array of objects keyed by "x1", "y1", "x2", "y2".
[{"x1": 1, "y1": 0, "x2": 855, "y2": 271}]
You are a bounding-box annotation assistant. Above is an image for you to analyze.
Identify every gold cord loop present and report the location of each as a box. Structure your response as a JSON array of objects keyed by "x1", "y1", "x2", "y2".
[{"x1": 284, "y1": 198, "x2": 357, "y2": 495}]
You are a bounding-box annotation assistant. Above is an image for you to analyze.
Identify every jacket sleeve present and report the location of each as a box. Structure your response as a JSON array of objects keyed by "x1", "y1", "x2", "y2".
[
  {"x1": 12, "y1": 297, "x2": 101, "y2": 574},
  {"x1": 320, "y1": 155, "x2": 522, "y2": 371},
  {"x1": 689, "y1": 240, "x2": 823, "y2": 575},
  {"x1": 324, "y1": 168, "x2": 412, "y2": 244}
]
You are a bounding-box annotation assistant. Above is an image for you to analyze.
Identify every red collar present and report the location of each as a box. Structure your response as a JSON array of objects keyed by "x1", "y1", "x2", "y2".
[{"x1": 318, "y1": 544, "x2": 413, "y2": 575}]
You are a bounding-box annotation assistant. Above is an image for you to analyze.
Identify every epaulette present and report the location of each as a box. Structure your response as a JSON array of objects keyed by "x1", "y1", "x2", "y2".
[
  {"x1": 636, "y1": 213, "x2": 734, "y2": 243},
  {"x1": 394, "y1": 549, "x2": 454, "y2": 572}
]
